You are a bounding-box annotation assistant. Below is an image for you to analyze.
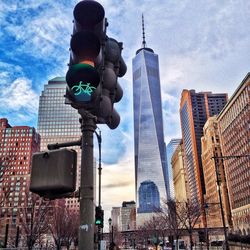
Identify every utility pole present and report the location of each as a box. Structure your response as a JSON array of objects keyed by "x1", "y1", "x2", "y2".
[
  {"x1": 212, "y1": 154, "x2": 250, "y2": 250},
  {"x1": 95, "y1": 129, "x2": 103, "y2": 249},
  {"x1": 213, "y1": 156, "x2": 229, "y2": 250},
  {"x1": 79, "y1": 110, "x2": 96, "y2": 250}
]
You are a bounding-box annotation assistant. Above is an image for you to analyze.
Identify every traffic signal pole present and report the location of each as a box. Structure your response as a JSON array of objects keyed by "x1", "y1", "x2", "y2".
[{"x1": 79, "y1": 109, "x2": 97, "y2": 250}]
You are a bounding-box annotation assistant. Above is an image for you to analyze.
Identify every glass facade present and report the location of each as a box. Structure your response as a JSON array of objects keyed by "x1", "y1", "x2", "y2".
[
  {"x1": 138, "y1": 180, "x2": 160, "y2": 213},
  {"x1": 166, "y1": 138, "x2": 182, "y2": 200},
  {"x1": 37, "y1": 77, "x2": 81, "y2": 211},
  {"x1": 133, "y1": 49, "x2": 167, "y2": 213},
  {"x1": 180, "y1": 90, "x2": 228, "y2": 204},
  {"x1": 181, "y1": 101, "x2": 198, "y2": 203}
]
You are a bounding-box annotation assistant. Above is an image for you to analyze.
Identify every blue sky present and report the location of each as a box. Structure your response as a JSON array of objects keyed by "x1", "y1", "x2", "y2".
[{"x1": 1, "y1": 0, "x2": 250, "y2": 217}]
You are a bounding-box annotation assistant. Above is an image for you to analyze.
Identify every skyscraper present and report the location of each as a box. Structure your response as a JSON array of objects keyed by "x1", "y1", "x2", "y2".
[
  {"x1": 166, "y1": 138, "x2": 182, "y2": 199},
  {"x1": 0, "y1": 118, "x2": 40, "y2": 243},
  {"x1": 37, "y1": 77, "x2": 81, "y2": 211},
  {"x1": 133, "y1": 16, "x2": 167, "y2": 218},
  {"x1": 180, "y1": 90, "x2": 228, "y2": 205}
]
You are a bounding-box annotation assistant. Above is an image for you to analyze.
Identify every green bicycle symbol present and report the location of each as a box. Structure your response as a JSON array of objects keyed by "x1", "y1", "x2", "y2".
[{"x1": 71, "y1": 81, "x2": 96, "y2": 96}]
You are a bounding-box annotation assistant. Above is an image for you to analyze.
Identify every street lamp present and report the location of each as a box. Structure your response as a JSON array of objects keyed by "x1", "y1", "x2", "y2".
[
  {"x1": 204, "y1": 203, "x2": 209, "y2": 250},
  {"x1": 108, "y1": 218, "x2": 115, "y2": 250},
  {"x1": 211, "y1": 156, "x2": 232, "y2": 250}
]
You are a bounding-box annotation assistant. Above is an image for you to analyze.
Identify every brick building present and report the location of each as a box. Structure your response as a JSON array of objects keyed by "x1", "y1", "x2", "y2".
[
  {"x1": 217, "y1": 73, "x2": 250, "y2": 234},
  {"x1": 201, "y1": 117, "x2": 232, "y2": 229},
  {"x1": 0, "y1": 118, "x2": 40, "y2": 245}
]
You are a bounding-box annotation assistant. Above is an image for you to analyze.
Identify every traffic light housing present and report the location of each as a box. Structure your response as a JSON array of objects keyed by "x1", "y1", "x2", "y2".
[
  {"x1": 100, "y1": 37, "x2": 127, "y2": 129},
  {"x1": 65, "y1": 0, "x2": 127, "y2": 129},
  {"x1": 95, "y1": 206, "x2": 104, "y2": 228},
  {"x1": 29, "y1": 149, "x2": 77, "y2": 199},
  {"x1": 66, "y1": 0, "x2": 106, "y2": 110}
]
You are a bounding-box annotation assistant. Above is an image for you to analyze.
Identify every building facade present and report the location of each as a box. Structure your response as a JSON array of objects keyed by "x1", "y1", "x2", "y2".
[
  {"x1": 180, "y1": 90, "x2": 228, "y2": 205},
  {"x1": 201, "y1": 117, "x2": 232, "y2": 229},
  {"x1": 0, "y1": 118, "x2": 40, "y2": 244},
  {"x1": 166, "y1": 139, "x2": 182, "y2": 199},
  {"x1": 111, "y1": 201, "x2": 136, "y2": 232},
  {"x1": 217, "y1": 73, "x2": 250, "y2": 234},
  {"x1": 37, "y1": 77, "x2": 82, "y2": 211},
  {"x1": 133, "y1": 24, "x2": 167, "y2": 218},
  {"x1": 171, "y1": 141, "x2": 189, "y2": 202}
]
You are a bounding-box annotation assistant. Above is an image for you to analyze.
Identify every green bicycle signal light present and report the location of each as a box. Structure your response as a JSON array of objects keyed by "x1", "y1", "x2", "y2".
[{"x1": 66, "y1": 63, "x2": 100, "y2": 102}]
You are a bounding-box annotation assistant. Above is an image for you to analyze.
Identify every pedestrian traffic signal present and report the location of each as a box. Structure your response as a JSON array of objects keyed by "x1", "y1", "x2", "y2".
[{"x1": 95, "y1": 206, "x2": 104, "y2": 228}]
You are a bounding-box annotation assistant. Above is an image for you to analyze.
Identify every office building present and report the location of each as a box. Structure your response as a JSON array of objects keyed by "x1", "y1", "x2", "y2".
[
  {"x1": 201, "y1": 117, "x2": 232, "y2": 228},
  {"x1": 171, "y1": 141, "x2": 189, "y2": 202},
  {"x1": 111, "y1": 201, "x2": 136, "y2": 232},
  {"x1": 120, "y1": 201, "x2": 136, "y2": 231},
  {"x1": 0, "y1": 118, "x2": 40, "y2": 243},
  {"x1": 111, "y1": 207, "x2": 121, "y2": 231},
  {"x1": 166, "y1": 139, "x2": 182, "y2": 199},
  {"x1": 180, "y1": 90, "x2": 228, "y2": 205},
  {"x1": 133, "y1": 16, "x2": 167, "y2": 219},
  {"x1": 217, "y1": 73, "x2": 250, "y2": 234},
  {"x1": 37, "y1": 77, "x2": 82, "y2": 211}
]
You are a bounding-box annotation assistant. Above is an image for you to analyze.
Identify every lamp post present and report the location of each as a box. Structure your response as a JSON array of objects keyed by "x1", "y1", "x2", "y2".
[
  {"x1": 204, "y1": 203, "x2": 209, "y2": 250},
  {"x1": 108, "y1": 218, "x2": 115, "y2": 250},
  {"x1": 212, "y1": 156, "x2": 229, "y2": 250}
]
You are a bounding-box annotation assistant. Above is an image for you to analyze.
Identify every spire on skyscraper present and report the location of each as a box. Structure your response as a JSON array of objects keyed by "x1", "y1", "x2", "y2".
[
  {"x1": 136, "y1": 14, "x2": 154, "y2": 55},
  {"x1": 142, "y1": 14, "x2": 146, "y2": 48}
]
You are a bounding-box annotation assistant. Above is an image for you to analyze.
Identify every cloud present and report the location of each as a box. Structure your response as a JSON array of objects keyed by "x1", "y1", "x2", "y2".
[
  {"x1": 0, "y1": 77, "x2": 39, "y2": 122},
  {"x1": 98, "y1": 149, "x2": 135, "y2": 200},
  {"x1": 103, "y1": 181, "x2": 132, "y2": 189}
]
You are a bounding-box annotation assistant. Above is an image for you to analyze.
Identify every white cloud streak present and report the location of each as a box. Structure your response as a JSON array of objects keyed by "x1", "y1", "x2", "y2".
[{"x1": 0, "y1": 77, "x2": 39, "y2": 116}]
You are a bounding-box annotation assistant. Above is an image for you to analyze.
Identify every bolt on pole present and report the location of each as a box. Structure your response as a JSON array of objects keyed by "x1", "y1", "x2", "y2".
[{"x1": 78, "y1": 110, "x2": 97, "y2": 250}]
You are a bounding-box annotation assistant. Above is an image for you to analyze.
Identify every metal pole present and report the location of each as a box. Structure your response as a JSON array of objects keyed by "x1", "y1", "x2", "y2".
[
  {"x1": 4, "y1": 223, "x2": 8, "y2": 248},
  {"x1": 204, "y1": 205, "x2": 209, "y2": 250},
  {"x1": 78, "y1": 110, "x2": 97, "y2": 250},
  {"x1": 213, "y1": 157, "x2": 229, "y2": 250},
  {"x1": 95, "y1": 130, "x2": 102, "y2": 208},
  {"x1": 15, "y1": 225, "x2": 19, "y2": 247},
  {"x1": 95, "y1": 129, "x2": 102, "y2": 250},
  {"x1": 111, "y1": 225, "x2": 114, "y2": 250}
]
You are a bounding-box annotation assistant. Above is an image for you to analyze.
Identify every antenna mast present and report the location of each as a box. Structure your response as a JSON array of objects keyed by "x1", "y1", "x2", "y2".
[{"x1": 142, "y1": 14, "x2": 147, "y2": 48}]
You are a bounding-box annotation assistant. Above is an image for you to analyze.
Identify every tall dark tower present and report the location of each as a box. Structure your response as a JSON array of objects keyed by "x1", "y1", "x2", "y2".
[{"x1": 132, "y1": 15, "x2": 168, "y2": 225}]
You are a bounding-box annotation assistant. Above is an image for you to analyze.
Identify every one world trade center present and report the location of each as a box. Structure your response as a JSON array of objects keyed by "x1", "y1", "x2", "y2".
[{"x1": 132, "y1": 15, "x2": 168, "y2": 223}]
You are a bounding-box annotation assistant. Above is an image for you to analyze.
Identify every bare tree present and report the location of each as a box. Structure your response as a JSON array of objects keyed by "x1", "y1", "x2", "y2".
[
  {"x1": 0, "y1": 163, "x2": 15, "y2": 247},
  {"x1": 0, "y1": 164, "x2": 11, "y2": 221},
  {"x1": 19, "y1": 191, "x2": 51, "y2": 250},
  {"x1": 49, "y1": 205, "x2": 79, "y2": 250},
  {"x1": 136, "y1": 224, "x2": 152, "y2": 249},
  {"x1": 178, "y1": 200, "x2": 201, "y2": 250},
  {"x1": 138, "y1": 215, "x2": 165, "y2": 250},
  {"x1": 160, "y1": 199, "x2": 185, "y2": 249}
]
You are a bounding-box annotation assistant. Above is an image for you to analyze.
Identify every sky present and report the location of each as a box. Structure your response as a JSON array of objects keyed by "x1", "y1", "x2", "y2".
[{"x1": 0, "y1": 0, "x2": 250, "y2": 225}]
